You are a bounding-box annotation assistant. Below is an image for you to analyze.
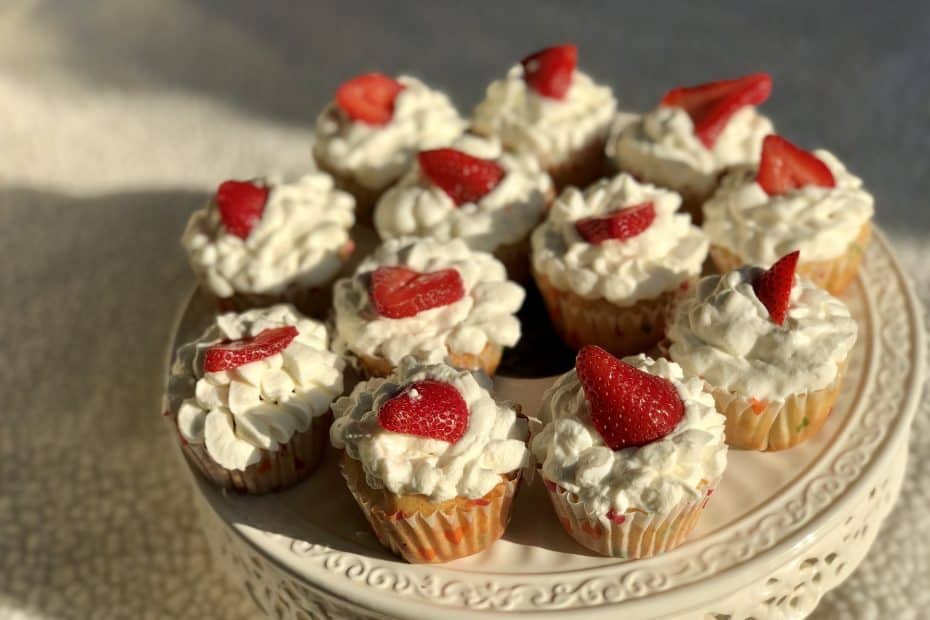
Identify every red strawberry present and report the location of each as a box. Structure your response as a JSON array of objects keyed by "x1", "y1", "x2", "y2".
[
  {"x1": 203, "y1": 326, "x2": 298, "y2": 373},
  {"x1": 661, "y1": 73, "x2": 772, "y2": 149},
  {"x1": 370, "y1": 266, "x2": 465, "y2": 319},
  {"x1": 575, "y1": 202, "x2": 656, "y2": 245},
  {"x1": 216, "y1": 180, "x2": 270, "y2": 239},
  {"x1": 417, "y1": 149, "x2": 505, "y2": 206},
  {"x1": 335, "y1": 73, "x2": 405, "y2": 125},
  {"x1": 756, "y1": 134, "x2": 836, "y2": 196},
  {"x1": 378, "y1": 380, "x2": 468, "y2": 443},
  {"x1": 520, "y1": 44, "x2": 578, "y2": 99},
  {"x1": 752, "y1": 250, "x2": 800, "y2": 326},
  {"x1": 575, "y1": 345, "x2": 684, "y2": 450}
]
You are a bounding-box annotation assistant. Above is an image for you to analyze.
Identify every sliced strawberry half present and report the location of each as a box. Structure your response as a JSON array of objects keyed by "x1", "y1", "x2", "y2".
[
  {"x1": 575, "y1": 202, "x2": 656, "y2": 245},
  {"x1": 756, "y1": 134, "x2": 836, "y2": 196},
  {"x1": 417, "y1": 149, "x2": 505, "y2": 206},
  {"x1": 216, "y1": 180, "x2": 270, "y2": 240},
  {"x1": 520, "y1": 44, "x2": 577, "y2": 99},
  {"x1": 575, "y1": 345, "x2": 684, "y2": 451},
  {"x1": 335, "y1": 73, "x2": 405, "y2": 125},
  {"x1": 661, "y1": 72, "x2": 772, "y2": 149},
  {"x1": 203, "y1": 326, "x2": 298, "y2": 373},
  {"x1": 370, "y1": 266, "x2": 465, "y2": 319},
  {"x1": 752, "y1": 250, "x2": 800, "y2": 326},
  {"x1": 378, "y1": 379, "x2": 468, "y2": 443}
]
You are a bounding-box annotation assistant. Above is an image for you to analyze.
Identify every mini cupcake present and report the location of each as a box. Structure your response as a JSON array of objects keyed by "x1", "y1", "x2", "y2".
[
  {"x1": 607, "y1": 73, "x2": 773, "y2": 222},
  {"x1": 373, "y1": 133, "x2": 553, "y2": 281},
  {"x1": 531, "y1": 346, "x2": 727, "y2": 558},
  {"x1": 164, "y1": 304, "x2": 344, "y2": 493},
  {"x1": 531, "y1": 173, "x2": 708, "y2": 357},
  {"x1": 703, "y1": 134, "x2": 874, "y2": 295},
  {"x1": 330, "y1": 357, "x2": 528, "y2": 563},
  {"x1": 313, "y1": 73, "x2": 467, "y2": 221},
  {"x1": 471, "y1": 44, "x2": 617, "y2": 190},
  {"x1": 668, "y1": 252, "x2": 858, "y2": 451},
  {"x1": 333, "y1": 237, "x2": 524, "y2": 378},
  {"x1": 181, "y1": 174, "x2": 355, "y2": 317}
]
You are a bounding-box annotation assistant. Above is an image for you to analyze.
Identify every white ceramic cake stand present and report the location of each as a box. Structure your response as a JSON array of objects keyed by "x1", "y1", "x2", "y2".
[{"x1": 167, "y1": 229, "x2": 923, "y2": 620}]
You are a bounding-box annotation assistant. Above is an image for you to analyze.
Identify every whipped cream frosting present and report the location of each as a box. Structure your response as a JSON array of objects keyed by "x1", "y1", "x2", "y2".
[
  {"x1": 373, "y1": 134, "x2": 553, "y2": 252},
  {"x1": 333, "y1": 237, "x2": 524, "y2": 366},
  {"x1": 166, "y1": 305, "x2": 344, "y2": 471},
  {"x1": 607, "y1": 106, "x2": 773, "y2": 196},
  {"x1": 668, "y1": 268, "x2": 857, "y2": 400},
  {"x1": 531, "y1": 173, "x2": 708, "y2": 306},
  {"x1": 702, "y1": 150, "x2": 875, "y2": 263},
  {"x1": 471, "y1": 65, "x2": 617, "y2": 166},
  {"x1": 313, "y1": 76, "x2": 467, "y2": 190},
  {"x1": 531, "y1": 355, "x2": 726, "y2": 516},
  {"x1": 330, "y1": 357, "x2": 529, "y2": 501},
  {"x1": 181, "y1": 173, "x2": 355, "y2": 298}
]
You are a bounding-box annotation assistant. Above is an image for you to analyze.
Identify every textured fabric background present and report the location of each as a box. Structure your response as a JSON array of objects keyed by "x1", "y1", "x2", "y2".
[{"x1": 1, "y1": 1, "x2": 928, "y2": 618}]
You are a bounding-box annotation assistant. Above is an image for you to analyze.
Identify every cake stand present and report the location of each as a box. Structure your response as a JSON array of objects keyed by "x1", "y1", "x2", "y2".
[{"x1": 166, "y1": 229, "x2": 924, "y2": 619}]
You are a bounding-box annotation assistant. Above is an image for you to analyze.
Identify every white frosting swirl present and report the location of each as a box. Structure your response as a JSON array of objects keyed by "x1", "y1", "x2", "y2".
[
  {"x1": 668, "y1": 268, "x2": 857, "y2": 400},
  {"x1": 373, "y1": 134, "x2": 552, "y2": 252},
  {"x1": 472, "y1": 65, "x2": 617, "y2": 166},
  {"x1": 531, "y1": 173, "x2": 708, "y2": 306},
  {"x1": 181, "y1": 173, "x2": 355, "y2": 297},
  {"x1": 530, "y1": 355, "x2": 726, "y2": 516},
  {"x1": 330, "y1": 357, "x2": 528, "y2": 501},
  {"x1": 313, "y1": 76, "x2": 466, "y2": 190},
  {"x1": 166, "y1": 305, "x2": 344, "y2": 471},
  {"x1": 333, "y1": 237, "x2": 524, "y2": 366},
  {"x1": 607, "y1": 106, "x2": 773, "y2": 197},
  {"x1": 702, "y1": 150, "x2": 875, "y2": 263}
]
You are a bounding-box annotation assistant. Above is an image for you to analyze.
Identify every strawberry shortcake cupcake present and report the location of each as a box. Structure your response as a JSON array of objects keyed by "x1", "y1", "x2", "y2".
[
  {"x1": 531, "y1": 346, "x2": 727, "y2": 558},
  {"x1": 703, "y1": 134, "x2": 874, "y2": 294},
  {"x1": 471, "y1": 44, "x2": 617, "y2": 190},
  {"x1": 331, "y1": 356, "x2": 529, "y2": 563}
]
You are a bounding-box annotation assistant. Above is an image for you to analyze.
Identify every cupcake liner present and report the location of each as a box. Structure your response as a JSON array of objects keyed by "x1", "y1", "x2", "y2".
[
  {"x1": 493, "y1": 234, "x2": 534, "y2": 284},
  {"x1": 313, "y1": 155, "x2": 386, "y2": 225},
  {"x1": 213, "y1": 283, "x2": 335, "y2": 320},
  {"x1": 545, "y1": 134, "x2": 610, "y2": 191},
  {"x1": 355, "y1": 342, "x2": 503, "y2": 379}
]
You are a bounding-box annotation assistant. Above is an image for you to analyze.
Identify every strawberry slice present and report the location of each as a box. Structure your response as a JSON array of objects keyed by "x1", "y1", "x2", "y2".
[
  {"x1": 417, "y1": 149, "x2": 505, "y2": 206},
  {"x1": 576, "y1": 346, "x2": 684, "y2": 450},
  {"x1": 575, "y1": 202, "x2": 656, "y2": 245},
  {"x1": 520, "y1": 44, "x2": 578, "y2": 99},
  {"x1": 203, "y1": 326, "x2": 298, "y2": 373},
  {"x1": 752, "y1": 251, "x2": 800, "y2": 326},
  {"x1": 661, "y1": 73, "x2": 772, "y2": 149},
  {"x1": 335, "y1": 73, "x2": 405, "y2": 125},
  {"x1": 216, "y1": 180, "x2": 270, "y2": 240},
  {"x1": 756, "y1": 134, "x2": 836, "y2": 196},
  {"x1": 370, "y1": 266, "x2": 465, "y2": 319},
  {"x1": 378, "y1": 379, "x2": 468, "y2": 443}
]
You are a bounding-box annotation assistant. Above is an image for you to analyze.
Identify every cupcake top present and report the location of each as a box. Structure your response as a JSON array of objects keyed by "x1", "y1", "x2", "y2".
[
  {"x1": 471, "y1": 45, "x2": 617, "y2": 166},
  {"x1": 373, "y1": 134, "x2": 553, "y2": 252},
  {"x1": 531, "y1": 173, "x2": 708, "y2": 306},
  {"x1": 166, "y1": 304, "x2": 344, "y2": 471},
  {"x1": 181, "y1": 174, "x2": 355, "y2": 298},
  {"x1": 313, "y1": 74, "x2": 467, "y2": 191},
  {"x1": 531, "y1": 350, "x2": 726, "y2": 516},
  {"x1": 330, "y1": 357, "x2": 529, "y2": 501},
  {"x1": 333, "y1": 237, "x2": 524, "y2": 366}
]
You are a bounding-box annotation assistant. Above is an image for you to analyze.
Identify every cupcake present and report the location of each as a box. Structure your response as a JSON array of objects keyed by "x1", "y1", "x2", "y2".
[
  {"x1": 531, "y1": 346, "x2": 727, "y2": 559},
  {"x1": 531, "y1": 173, "x2": 708, "y2": 357},
  {"x1": 668, "y1": 251, "x2": 858, "y2": 451},
  {"x1": 373, "y1": 133, "x2": 553, "y2": 281},
  {"x1": 181, "y1": 174, "x2": 355, "y2": 317},
  {"x1": 330, "y1": 357, "x2": 528, "y2": 563},
  {"x1": 313, "y1": 73, "x2": 467, "y2": 221},
  {"x1": 333, "y1": 237, "x2": 524, "y2": 378},
  {"x1": 703, "y1": 134, "x2": 874, "y2": 295},
  {"x1": 471, "y1": 44, "x2": 617, "y2": 190},
  {"x1": 164, "y1": 304, "x2": 344, "y2": 493},
  {"x1": 607, "y1": 72, "x2": 773, "y2": 222}
]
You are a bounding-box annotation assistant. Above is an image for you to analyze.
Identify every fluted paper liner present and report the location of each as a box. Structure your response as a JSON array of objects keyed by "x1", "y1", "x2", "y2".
[{"x1": 356, "y1": 342, "x2": 503, "y2": 380}]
